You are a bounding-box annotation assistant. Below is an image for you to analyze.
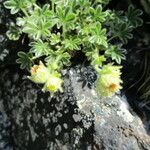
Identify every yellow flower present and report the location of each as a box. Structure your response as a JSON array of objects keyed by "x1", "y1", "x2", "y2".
[
  {"x1": 28, "y1": 61, "x2": 50, "y2": 84},
  {"x1": 96, "y1": 64, "x2": 122, "y2": 97},
  {"x1": 28, "y1": 61, "x2": 63, "y2": 97},
  {"x1": 42, "y1": 72, "x2": 63, "y2": 96}
]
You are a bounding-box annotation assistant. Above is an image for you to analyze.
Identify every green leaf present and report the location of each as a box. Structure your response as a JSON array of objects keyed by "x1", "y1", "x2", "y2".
[
  {"x1": 91, "y1": 55, "x2": 106, "y2": 67},
  {"x1": 85, "y1": 46, "x2": 106, "y2": 68},
  {"x1": 112, "y1": 10, "x2": 126, "y2": 24},
  {"x1": 65, "y1": 12, "x2": 76, "y2": 22},
  {"x1": 80, "y1": 23, "x2": 92, "y2": 35},
  {"x1": 113, "y1": 23, "x2": 133, "y2": 44},
  {"x1": 45, "y1": 53, "x2": 58, "y2": 69},
  {"x1": 56, "y1": 6, "x2": 76, "y2": 30},
  {"x1": 76, "y1": 0, "x2": 91, "y2": 7},
  {"x1": 50, "y1": 33, "x2": 61, "y2": 45},
  {"x1": 16, "y1": 51, "x2": 33, "y2": 70},
  {"x1": 87, "y1": 22, "x2": 108, "y2": 47},
  {"x1": 89, "y1": 5, "x2": 107, "y2": 22},
  {"x1": 105, "y1": 45, "x2": 126, "y2": 64},
  {"x1": 62, "y1": 37, "x2": 81, "y2": 51},
  {"x1": 60, "y1": 52, "x2": 71, "y2": 66},
  {"x1": 4, "y1": 0, "x2": 36, "y2": 14},
  {"x1": 16, "y1": 4, "x2": 53, "y2": 40},
  {"x1": 81, "y1": 22, "x2": 108, "y2": 47},
  {"x1": 110, "y1": 6, "x2": 143, "y2": 44},
  {"x1": 126, "y1": 5, "x2": 143, "y2": 28},
  {"x1": 4, "y1": 0, "x2": 21, "y2": 14},
  {"x1": 22, "y1": 18, "x2": 51, "y2": 40},
  {"x1": 96, "y1": 0, "x2": 111, "y2": 5},
  {"x1": 45, "y1": 51, "x2": 71, "y2": 70},
  {"x1": 29, "y1": 40, "x2": 51, "y2": 57},
  {"x1": 6, "y1": 25, "x2": 21, "y2": 40},
  {"x1": 33, "y1": 4, "x2": 53, "y2": 20},
  {"x1": 16, "y1": 17, "x2": 27, "y2": 26}
]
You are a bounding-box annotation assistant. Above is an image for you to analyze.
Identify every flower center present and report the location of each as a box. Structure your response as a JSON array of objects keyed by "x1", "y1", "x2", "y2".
[
  {"x1": 108, "y1": 83, "x2": 117, "y2": 92},
  {"x1": 31, "y1": 65, "x2": 39, "y2": 74}
]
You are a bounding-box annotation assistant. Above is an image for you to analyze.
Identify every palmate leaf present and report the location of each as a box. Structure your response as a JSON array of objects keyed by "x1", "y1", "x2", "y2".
[
  {"x1": 112, "y1": 10, "x2": 126, "y2": 24},
  {"x1": 45, "y1": 53, "x2": 57, "y2": 68},
  {"x1": 4, "y1": 0, "x2": 20, "y2": 14},
  {"x1": 56, "y1": 6, "x2": 76, "y2": 29},
  {"x1": 32, "y1": 4, "x2": 53, "y2": 20},
  {"x1": 22, "y1": 18, "x2": 52, "y2": 40},
  {"x1": 89, "y1": 5, "x2": 108, "y2": 22},
  {"x1": 16, "y1": 17, "x2": 28, "y2": 26},
  {"x1": 105, "y1": 45, "x2": 126, "y2": 64},
  {"x1": 91, "y1": 55, "x2": 106, "y2": 67},
  {"x1": 45, "y1": 51, "x2": 71, "y2": 70},
  {"x1": 126, "y1": 5, "x2": 143, "y2": 28},
  {"x1": 80, "y1": 23, "x2": 92, "y2": 35},
  {"x1": 88, "y1": 22, "x2": 108, "y2": 48},
  {"x1": 112, "y1": 6, "x2": 143, "y2": 28},
  {"x1": 6, "y1": 25, "x2": 21, "y2": 41},
  {"x1": 81, "y1": 22, "x2": 107, "y2": 47},
  {"x1": 113, "y1": 23, "x2": 133, "y2": 44},
  {"x1": 75, "y1": 0, "x2": 91, "y2": 7},
  {"x1": 50, "y1": 33, "x2": 61, "y2": 45},
  {"x1": 62, "y1": 37, "x2": 81, "y2": 51},
  {"x1": 16, "y1": 51, "x2": 33, "y2": 70},
  {"x1": 29, "y1": 40, "x2": 52, "y2": 57},
  {"x1": 110, "y1": 6, "x2": 143, "y2": 44},
  {"x1": 17, "y1": 4, "x2": 53, "y2": 40},
  {"x1": 4, "y1": 0, "x2": 36, "y2": 14},
  {"x1": 85, "y1": 46, "x2": 106, "y2": 67},
  {"x1": 60, "y1": 52, "x2": 71, "y2": 66}
]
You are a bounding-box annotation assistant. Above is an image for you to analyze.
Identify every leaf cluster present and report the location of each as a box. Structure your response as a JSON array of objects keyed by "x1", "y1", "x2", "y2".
[
  {"x1": 4, "y1": 0, "x2": 143, "y2": 94},
  {"x1": 109, "y1": 5, "x2": 143, "y2": 44}
]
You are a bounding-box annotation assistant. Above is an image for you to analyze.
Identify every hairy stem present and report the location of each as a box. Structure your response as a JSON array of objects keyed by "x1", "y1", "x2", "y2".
[
  {"x1": 21, "y1": 8, "x2": 29, "y2": 17},
  {"x1": 52, "y1": 0, "x2": 54, "y2": 12},
  {"x1": 108, "y1": 35, "x2": 118, "y2": 42}
]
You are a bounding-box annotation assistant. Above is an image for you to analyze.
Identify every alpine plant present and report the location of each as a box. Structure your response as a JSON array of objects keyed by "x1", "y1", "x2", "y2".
[{"x1": 4, "y1": 0, "x2": 143, "y2": 97}]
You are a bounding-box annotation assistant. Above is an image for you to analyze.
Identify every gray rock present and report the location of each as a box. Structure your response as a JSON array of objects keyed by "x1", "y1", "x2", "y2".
[{"x1": 69, "y1": 67, "x2": 150, "y2": 150}]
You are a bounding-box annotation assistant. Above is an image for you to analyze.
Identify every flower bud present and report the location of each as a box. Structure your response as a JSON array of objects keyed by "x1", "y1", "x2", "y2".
[
  {"x1": 96, "y1": 64, "x2": 122, "y2": 97},
  {"x1": 28, "y1": 61, "x2": 50, "y2": 84}
]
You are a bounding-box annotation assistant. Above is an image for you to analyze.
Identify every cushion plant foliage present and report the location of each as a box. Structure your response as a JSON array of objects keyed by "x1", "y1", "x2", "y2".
[{"x1": 4, "y1": 0, "x2": 143, "y2": 97}]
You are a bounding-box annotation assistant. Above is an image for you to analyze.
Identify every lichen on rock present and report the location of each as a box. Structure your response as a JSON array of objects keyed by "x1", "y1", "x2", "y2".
[{"x1": 0, "y1": 65, "x2": 150, "y2": 150}]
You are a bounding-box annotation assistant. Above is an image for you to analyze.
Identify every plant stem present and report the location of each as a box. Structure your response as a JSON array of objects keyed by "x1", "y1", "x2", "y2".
[
  {"x1": 63, "y1": 24, "x2": 66, "y2": 38},
  {"x1": 52, "y1": 0, "x2": 54, "y2": 12},
  {"x1": 21, "y1": 8, "x2": 29, "y2": 17},
  {"x1": 92, "y1": 0, "x2": 96, "y2": 7},
  {"x1": 107, "y1": 35, "x2": 117, "y2": 42}
]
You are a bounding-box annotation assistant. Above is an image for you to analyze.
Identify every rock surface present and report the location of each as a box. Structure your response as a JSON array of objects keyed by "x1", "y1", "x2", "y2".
[
  {"x1": 70, "y1": 66, "x2": 150, "y2": 150},
  {"x1": 0, "y1": 65, "x2": 150, "y2": 150}
]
